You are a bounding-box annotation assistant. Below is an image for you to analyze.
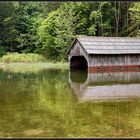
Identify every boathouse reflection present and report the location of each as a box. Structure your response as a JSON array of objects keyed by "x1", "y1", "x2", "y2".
[{"x1": 69, "y1": 70, "x2": 140, "y2": 102}]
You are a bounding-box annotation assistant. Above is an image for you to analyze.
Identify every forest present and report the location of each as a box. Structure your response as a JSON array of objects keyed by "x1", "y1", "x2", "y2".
[{"x1": 0, "y1": 1, "x2": 140, "y2": 61}]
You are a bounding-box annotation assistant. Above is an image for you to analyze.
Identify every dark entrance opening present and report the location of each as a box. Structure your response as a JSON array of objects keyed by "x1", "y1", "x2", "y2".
[{"x1": 70, "y1": 56, "x2": 88, "y2": 70}]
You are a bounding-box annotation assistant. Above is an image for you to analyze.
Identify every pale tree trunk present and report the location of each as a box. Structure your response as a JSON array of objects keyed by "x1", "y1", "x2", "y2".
[
  {"x1": 115, "y1": 2, "x2": 120, "y2": 37},
  {"x1": 10, "y1": 42, "x2": 13, "y2": 52},
  {"x1": 110, "y1": 27, "x2": 112, "y2": 37},
  {"x1": 126, "y1": 2, "x2": 129, "y2": 27},
  {"x1": 99, "y1": 3, "x2": 103, "y2": 35},
  {"x1": 126, "y1": 2, "x2": 129, "y2": 35}
]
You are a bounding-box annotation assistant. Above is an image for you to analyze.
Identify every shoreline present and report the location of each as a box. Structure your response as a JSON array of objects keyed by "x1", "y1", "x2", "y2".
[{"x1": 0, "y1": 62, "x2": 68, "y2": 73}]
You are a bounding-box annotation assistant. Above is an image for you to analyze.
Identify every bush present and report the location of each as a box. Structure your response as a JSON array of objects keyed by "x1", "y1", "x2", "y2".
[{"x1": 0, "y1": 52, "x2": 46, "y2": 62}]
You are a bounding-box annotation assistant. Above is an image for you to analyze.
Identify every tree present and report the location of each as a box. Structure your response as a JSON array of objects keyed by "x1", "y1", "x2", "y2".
[
  {"x1": 38, "y1": 3, "x2": 76, "y2": 60},
  {"x1": 0, "y1": 2, "x2": 16, "y2": 53},
  {"x1": 14, "y1": 2, "x2": 43, "y2": 53},
  {"x1": 0, "y1": 1, "x2": 138, "y2": 61},
  {"x1": 54, "y1": 3, "x2": 76, "y2": 60},
  {"x1": 129, "y1": 3, "x2": 140, "y2": 36}
]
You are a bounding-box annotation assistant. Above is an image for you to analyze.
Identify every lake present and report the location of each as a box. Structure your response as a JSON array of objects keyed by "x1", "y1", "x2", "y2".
[{"x1": 0, "y1": 69, "x2": 140, "y2": 138}]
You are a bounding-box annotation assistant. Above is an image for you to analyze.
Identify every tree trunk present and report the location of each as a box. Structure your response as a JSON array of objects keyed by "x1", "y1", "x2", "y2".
[
  {"x1": 115, "y1": 2, "x2": 120, "y2": 37},
  {"x1": 126, "y1": 2, "x2": 129, "y2": 35},
  {"x1": 10, "y1": 42, "x2": 13, "y2": 52},
  {"x1": 99, "y1": 3, "x2": 103, "y2": 35}
]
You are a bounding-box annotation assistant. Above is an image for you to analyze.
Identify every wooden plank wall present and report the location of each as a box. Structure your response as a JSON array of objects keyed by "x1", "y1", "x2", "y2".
[{"x1": 89, "y1": 54, "x2": 140, "y2": 67}]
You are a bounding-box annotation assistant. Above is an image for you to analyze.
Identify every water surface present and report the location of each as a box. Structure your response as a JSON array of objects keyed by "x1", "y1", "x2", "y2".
[{"x1": 0, "y1": 69, "x2": 140, "y2": 138}]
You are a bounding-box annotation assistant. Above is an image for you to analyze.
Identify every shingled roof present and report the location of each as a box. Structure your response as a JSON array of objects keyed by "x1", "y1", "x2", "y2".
[{"x1": 68, "y1": 36, "x2": 140, "y2": 54}]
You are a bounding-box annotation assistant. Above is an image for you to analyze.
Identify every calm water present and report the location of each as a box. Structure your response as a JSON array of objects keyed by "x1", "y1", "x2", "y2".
[{"x1": 0, "y1": 69, "x2": 140, "y2": 138}]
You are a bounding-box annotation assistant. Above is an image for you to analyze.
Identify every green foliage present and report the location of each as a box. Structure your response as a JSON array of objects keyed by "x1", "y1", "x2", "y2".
[
  {"x1": 38, "y1": 3, "x2": 75, "y2": 60},
  {"x1": 0, "y1": 53, "x2": 45, "y2": 62},
  {"x1": 129, "y1": 3, "x2": 140, "y2": 36},
  {"x1": 88, "y1": 25, "x2": 96, "y2": 36},
  {"x1": 13, "y1": 2, "x2": 44, "y2": 53},
  {"x1": 72, "y1": 2, "x2": 91, "y2": 35},
  {"x1": 53, "y1": 3, "x2": 76, "y2": 60},
  {"x1": 0, "y1": 47, "x2": 6, "y2": 57},
  {"x1": 129, "y1": 3, "x2": 140, "y2": 24},
  {"x1": 0, "y1": 2, "x2": 17, "y2": 51},
  {"x1": 0, "y1": 2, "x2": 139, "y2": 61},
  {"x1": 38, "y1": 10, "x2": 59, "y2": 60}
]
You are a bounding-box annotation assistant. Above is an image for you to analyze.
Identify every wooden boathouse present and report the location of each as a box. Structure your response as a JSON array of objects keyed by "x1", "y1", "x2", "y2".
[{"x1": 67, "y1": 36, "x2": 140, "y2": 72}]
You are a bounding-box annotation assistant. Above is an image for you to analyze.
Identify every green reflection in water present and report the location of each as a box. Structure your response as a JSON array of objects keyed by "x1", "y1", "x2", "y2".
[{"x1": 0, "y1": 69, "x2": 140, "y2": 138}]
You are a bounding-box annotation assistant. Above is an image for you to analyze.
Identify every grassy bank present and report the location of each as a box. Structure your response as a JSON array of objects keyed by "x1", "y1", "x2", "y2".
[
  {"x1": 0, "y1": 53, "x2": 68, "y2": 73},
  {"x1": 0, "y1": 62, "x2": 68, "y2": 73}
]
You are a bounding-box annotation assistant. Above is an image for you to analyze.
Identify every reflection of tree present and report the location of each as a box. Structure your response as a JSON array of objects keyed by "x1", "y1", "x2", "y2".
[{"x1": 0, "y1": 70, "x2": 140, "y2": 137}]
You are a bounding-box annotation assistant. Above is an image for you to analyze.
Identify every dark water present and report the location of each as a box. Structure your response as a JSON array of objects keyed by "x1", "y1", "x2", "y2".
[{"x1": 0, "y1": 69, "x2": 140, "y2": 138}]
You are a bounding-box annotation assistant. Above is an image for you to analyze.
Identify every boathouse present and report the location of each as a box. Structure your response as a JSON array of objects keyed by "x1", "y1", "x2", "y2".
[{"x1": 67, "y1": 36, "x2": 140, "y2": 72}]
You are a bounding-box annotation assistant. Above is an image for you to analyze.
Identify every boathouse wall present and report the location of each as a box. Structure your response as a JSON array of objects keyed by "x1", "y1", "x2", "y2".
[{"x1": 88, "y1": 54, "x2": 140, "y2": 67}]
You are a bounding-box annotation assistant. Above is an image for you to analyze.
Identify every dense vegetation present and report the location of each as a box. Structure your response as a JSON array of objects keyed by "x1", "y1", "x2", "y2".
[
  {"x1": 0, "y1": 2, "x2": 140, "y2": 61},
  {"x1": 0, "y1": 53, "x2": 45, "y2": 62}
]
